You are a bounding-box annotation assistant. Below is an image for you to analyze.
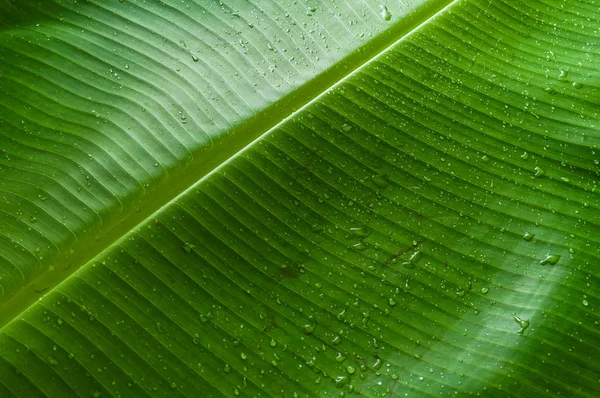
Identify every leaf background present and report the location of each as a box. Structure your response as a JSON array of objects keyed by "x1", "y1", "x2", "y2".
[{"x1": 0, "y1": 0, "x2": 599, "y2": 397}]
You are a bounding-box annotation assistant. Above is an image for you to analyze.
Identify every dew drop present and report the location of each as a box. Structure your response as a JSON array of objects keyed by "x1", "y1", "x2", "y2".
[
  {"x1": 523, "y1": 232, "x2": 535, "y2": 241},
  {"x1": 558, "y1": 69, "x2": 568, "y2": 79},
  {"x1": 335, "y1": 375, "x2": 349, "y2": 388},
  {"x1": 380, "y1": 5, "x2": 392, "y2": 21},
  {"x1": 302, "y1": 324, "x2": 315, "y2": 335},
  {"x1": 540, "y1": 254, "x2": 560, "y2": 265},
  {"x1": 350, "y1": 227, "x2": 369, "y2": 237},
  {"x1": 534, "y1": 166, "x2": 545, "y2": 177},
  {"x1": 514, "y1": 316, "x2": 530, "y2": 334},
  {"x1": 183, "y1": 243, "x2": 195, "y2": 253}
]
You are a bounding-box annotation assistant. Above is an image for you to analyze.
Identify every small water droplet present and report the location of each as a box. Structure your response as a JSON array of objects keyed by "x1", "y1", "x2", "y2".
[
  {"x1": 302, "y1": 324, "x2": 315, "y2": 335},
  {"x1": 346, "y1": 365, "x2": 355, "y2": 375},
  {"x1": 183, "y1": 243, "x2": 195, "y2": 253},
  {"x1": 335, "y1": 375, "x2": 349, "y2": 388},
  {"x1": 521, "y1": 152, "x2": 529, "y2": 160},
  {"x1": 582, "y1": 299, "x2": 589, "y2": 307},
  {"x1": 191, "y1": 54, "x2": 199, "y2": 62},
  {"x1": 371, "y1": 174, "x2": 389, "y2": 188},
  {"x1": 558, "y1": 69, "x2": 568, "y2": 79},
  {"x1": 224, "y1": 364, "x2": 232, "y2": 373},
  {"x1": 514, "y1": 316, "x2": 530, "y2": 334},
  {"x1": 350, "y1": 227, "x2": 369, "y2": 237},
  {"x1": 379, "y1": 5, "x2": 392, "y2": 21},
  {"x1": 480, "y1": 287, "x2": 489, "y2": 294},
  {"x1": 534, "y1": 166, "x2": 545, "y2": 177},
  {"x1": 540, "y1": 254, "x2": 560, "y2": 265},
  {"x1": 352, "y1": 241, "x2": 367, "y2": 251},
  {"x1": 523, "y1": 232, "x2": 535, "y2": 241},
  {"x1": 341, "y1": 123, "x2": 352, "y2": 132},
  {"x1": 372, "y1": 358, "x2": 383, "y2": 370}
]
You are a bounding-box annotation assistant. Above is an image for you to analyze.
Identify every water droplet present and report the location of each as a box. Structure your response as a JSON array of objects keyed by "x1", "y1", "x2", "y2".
[
  {"x1": 331, "y1": 335, "x2": 341, "y2": 345},
  {"x1": 335, "y1": 353, "x2": 346, "y2": 363},
  {"x1": 523, "y1": 232, "x2": 535, "y2": 241},
  {"x1": 582, "y1": 299, "x2": 589, "y2": 307},
  {"x1": 311, "y1": 224, "x2": 323, "y2": 233},
  {"x1": 334, "y1": 375, "x2": 349, "y2": 388},
  {"x1": 199, "y1": 314, "x2": 209, "y2": 324},
  {"x1": 572, "y1": 82, "x2": 583, "y2": 89},
  {"x1": 514, "y1": 316, "x2": 530, "y2": 334},
  {"x1": 350, "y1": 227, "x2": 369, "y2": 237},
  {"x1": 480, "y1": 287, "x2": 489, "y2": 294},
  {"x1": 388, "y1": 298, "x2": 397, "y2": 307},
  {"x1": 371, "y1": 174, "x2": 389, "y2": 188},
  {"x1": 380, "y1": 5, "x2": 392, "y2": 21},
  {"x1": 521, "y1": 152, "x2": 529, "y2": 160},
  {"x1": 191, "y1": 55, "x2": 199, "y2": 62},
  {"x1": 302, "y1": 324, "x2": 315, "y2": 335},
  {"x1": 540, "y1": 254, "x2": 560, "y2": 265},
  {"x1": 270, "y1": 339, "x2": 277, "y2": 347},
  {"x1": 183, "y1": 243, "x2": 195, "y2": 253},
  {"x1": 224, "y1": 364, "x2": 232, "y2": 373},
  {"x1": 352, "y1": 241, "x2": 367, "y2": 251},
  {"x1": 240, "y1": 352, "x2": 247, "y2": 360},
  {"x1": 341, "y1": 123, "x2": 352, "y2": 132},
  {"x1": 558, "y1": 69, "x2": 568, "y2": 79},
  {"x1": 481, "y1": 155, "x2": 490, "y2": 162},
  {"x1": 534, "y1": 166, "x2": 545, "y2": 177},
  {"x1": 409, "y1": 251, "x2": 422, "y2": 264},
  {"x1": 346, "y1": 365, "x2": 355, "y2": 375},
  {"x1": 371, "y1": 358, "x2": 383, "y2": 370}
]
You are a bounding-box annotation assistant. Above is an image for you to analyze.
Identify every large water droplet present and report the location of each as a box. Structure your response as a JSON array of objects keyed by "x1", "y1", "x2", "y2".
[
  {"x1": 335, "y1": 375, "x2": 349, "y2": 388},
  {"x1": 514, "y1": 316, "x2": 530, "y2": 334},
  {"x1": 540, "y1": 254, "x2": 560, "y2": 265},
  {"x1": 350, "y1": 227, "x2": 369, "y2": 237},
  {"x1": 379, "y1": 5, "x2": 392, "y2": 21},
  {"x1": 523, "y1": 232, "x2": 535, "y2": 241}
]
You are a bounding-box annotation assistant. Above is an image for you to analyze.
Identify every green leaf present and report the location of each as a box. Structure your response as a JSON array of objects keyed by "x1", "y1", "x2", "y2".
[{"x1": 1, "y1": 0, "x2": 599, "y2": 397}]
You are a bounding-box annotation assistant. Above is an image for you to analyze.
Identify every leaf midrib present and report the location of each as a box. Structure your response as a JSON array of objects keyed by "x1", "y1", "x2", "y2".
[{"x1": 0, "y1": 0, "x2": 457, "y2": 328}]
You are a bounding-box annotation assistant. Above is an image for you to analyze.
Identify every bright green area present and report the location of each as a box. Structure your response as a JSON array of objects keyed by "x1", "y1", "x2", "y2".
[{"x1": 1, "y1": 0, "x2": 599, "y2": 397}]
